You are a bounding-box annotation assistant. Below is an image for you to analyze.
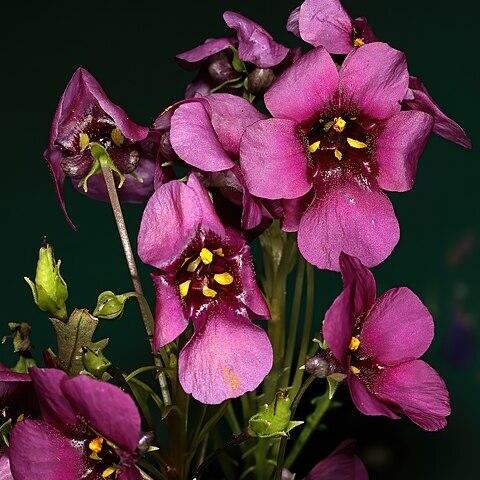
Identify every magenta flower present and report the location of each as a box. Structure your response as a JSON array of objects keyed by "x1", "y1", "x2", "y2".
[
  {"x1": 306, "y1": 440, "x2": 368, "y2": 480},
  {"x1": 9, "y1": 368, "x2": 145, "y2": 479},
  {"x1": 44, "y1": 67, "x2": 156, "y2": 229},
  {"x1": 0, "y1": 449, "x2": 13, "y2": 480},
  {"x1": 240, "y1": 43, "x2": 433, "y2": 270},
  {"x1": 176, "y1": 11, "x2": 290, "y2": 98},
  {"x1": 321, "y1": 253, "x2": 450, "y2": 431},
  {"x1": 137, "y1": 174, "x2": 272, "y2": 404},
  {"x1": 403, "y1": 76, "x2": 472, "y2": 149},
  {"x1": 287, "y1": 0, "x2": 376, "y2": 54},
  {"x1": 153, "y1": 93, "x2": 280, "y2": 235}
]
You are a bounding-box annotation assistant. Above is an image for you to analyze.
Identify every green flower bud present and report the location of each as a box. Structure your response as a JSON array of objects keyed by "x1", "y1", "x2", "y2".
[
  {"x1": 24, "y1": 242, "x2": 68, "y2": 321},
  {"x1": 247, "y1": 391, "x2": 303, "y2": 438},
  {"x1": 92, "y1": 291, "x2": 137, "y2": 320},
  {"x1": 82, "y1": 345, "x2": 111, "y2": 378}
]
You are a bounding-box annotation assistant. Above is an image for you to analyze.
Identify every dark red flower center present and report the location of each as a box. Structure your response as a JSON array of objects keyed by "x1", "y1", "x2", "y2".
[{"x1": 81, "y1": 435, "x2": 121, "y2": 479}]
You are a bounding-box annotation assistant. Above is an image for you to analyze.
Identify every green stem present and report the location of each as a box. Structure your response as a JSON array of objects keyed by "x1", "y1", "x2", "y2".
[
  {"x1": 125, "y1": 365, "x2": 163, "y2": 382},
  {"x1": 284, "y1": 390, "x2": 331, "y2": 469},
  {"x1": 100, "y1": 162, "x2": 171, "y2": 407},
  {"x1": 273, "y1": 375, "x2": 316, "y2": 480}
]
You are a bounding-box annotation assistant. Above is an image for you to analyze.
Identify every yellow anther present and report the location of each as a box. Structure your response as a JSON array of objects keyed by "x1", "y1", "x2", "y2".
[
  {"x1": 323, "y1": 120, "x2": 334, "y2": 132},
  {"x1": 111, "y1": 128, "x2": 124, "y2": 147},
  {"x1": 349, "y1": 337, "x2": 360, "y2": 351},
  {"x1": 202, "y1": 286, "x2": 218, "y2": 298},
  {"x1": 179, "y1": 280, "x2": 191, "y2": 298},
  {"x1": 333, "y1": 117, "x2": 347, "y2": 132},
  {"x1": 308, "y1": 140, "x2": 321, "y2": 153},
  {"x1": 214, "y1": 272, "x2": 234, "y2": 285},
  {"x1": 354, "y1": 37, "x2": 365, "y2": 47},
  {"x1": 334, "y1": 149, "x2": 343, "y2": 161},
  {"x1": 223, "y1": 368, "x2": 240, "y2": 390},
  {"x1": 350, "y1": 116, "x2": 357, "y2": 121},
  {"x1": 350, "y1": 365, "x2": 360, "y2": 375},
  {"x1": 89, "y1": 436, "x2": 104, "y2": 454},
  {"x1": 213, "y1": 248, "x2": 224, "y2": 257},
  {"x1": 200, "y1": 248, "x2": 213, "y2": 264},
  {"x1": 347, "y1": 137, "x2": 368, "y2": 149},
  {"x1": 17, "y1": 413, "x2": 24, "y2": 422},
  {"x1": 79, "y1": 132, "x2": 90, "y2": 151},
  {"x1": 102, "y1": 466, "x2": 117, "y2": 478},
  {"x1": 186, "y1": 256, "x2": 202, "y2": 272},
  {"x1": 90, "y1": 452, "x2": 102, "y2": 461}
]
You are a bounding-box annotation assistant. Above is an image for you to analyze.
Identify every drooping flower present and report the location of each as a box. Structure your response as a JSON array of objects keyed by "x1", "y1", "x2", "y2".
[
  {"x1": 176, "y1": 11, "x2": 292, "y2": 99},
  {"x1": 306, "y1": 440, "x2": 368, "y2": 480},
  {"x1": 44, "y1": 67, "x2": 156, "y2": 229},
  {"x1": 287, "y1": 0, "x2": 376, "y2": 54},
  {"x1": 321, "y1": 253, "x2": 450, "y2": 431},
  {"x1": 9, "y1": 368, "x2": 145, "y2": 479},
  {"x1": 137, "y1": 174, "x2": 272, "y2": 404},
  {"x1": 152, "y1": 93, "x2": 280, "y2": 237},
  {"x1": 240, "y1": 43, "x2": 434, "y2": 270}
]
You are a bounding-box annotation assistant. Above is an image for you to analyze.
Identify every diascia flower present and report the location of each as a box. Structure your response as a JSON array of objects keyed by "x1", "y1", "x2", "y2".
[
  {"x1": 137, "y1": 174, "x2": 272, "y2": 404},
  {"x1": 240, "y1": 43, "x2": 434, "y2": 271},
  {"x1": 321, "y1": 253, "x2": 450, "y2": 431},
  {"x1": 44, "y1": 67, "x2": 156, "y2": 229},
  {"x1": 9, "y1": 368, "x2": 146, "y2": 479},
  {"x1": 287, "y1": 0, "x2": 376, "y2": 53}
]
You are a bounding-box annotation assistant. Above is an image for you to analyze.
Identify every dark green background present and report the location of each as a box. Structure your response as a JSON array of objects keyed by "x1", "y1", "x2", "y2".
[{"x1": 1, "y1": 1, "x2": 477, "y2": 478}]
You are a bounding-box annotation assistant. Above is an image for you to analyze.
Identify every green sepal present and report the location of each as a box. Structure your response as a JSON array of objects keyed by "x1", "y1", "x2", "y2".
[
  {"x1": 93, "y1": 290, "x2": 138, "y2": 320},
  {"x1": 81, "y1": 345, "x2": 111, "y2": 378},
  {"x1": 210, "y1": 75, "x2": 243, "y2": 93},
  {"x1": 326, "y1": 376, "x2": 341, "y2": 399},
  {"x1": 0, "y1": 418, "x2": 12, "y2": 447},
  {"x1": 12, "y1": 356, "x2": 36, "y2": 373},
  {"x1": 230, "y1": 46, "x2": 246, "y2": 73}
]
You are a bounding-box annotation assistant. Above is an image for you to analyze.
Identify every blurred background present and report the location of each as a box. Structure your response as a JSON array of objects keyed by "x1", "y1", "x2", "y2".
[{"x1": 1, "y1": 1, "x2": 477, "y2": 478}]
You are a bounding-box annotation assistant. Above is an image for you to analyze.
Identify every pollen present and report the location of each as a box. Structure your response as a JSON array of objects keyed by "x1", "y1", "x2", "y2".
[
  {"x1": 111, "y1": 128, "x2": 125, "y2": 147},
  {"x1": 179, "y1": 280, "x2": 191, "y2": 298},
  {"x1": 347, "y1": 137, "x2": 368, "y2": 149},
  {"x1": 223, "y1": 368, "x2": 240, "y2": 390},
  {"x1": 186, "y1": 256, "x2": 202, "y2": 272},
  {"x1": 349, "y1": 336, "x2": 360, "y2": 351},
  {"x1": 350, "y1": 365, "x2": 360, "y2": 375},
  {"x1": 79, "y1": 132, "x2": 90, "y2": 151},
  {"x1": 334, "y1": 149, "x2": 343, "y2": 161},
  {"x1": 354, "y1": 37, "x2": 365, "y2": 47},
  {"x1": 202, "y1": 286, "x2": 218, "y2": 298},
  {"x1": 89, "y1": 436, "x2": 104, "y2": 454},
  {"x1": 102, "y1": 466, "x2": 117, "y2": 478},
  {"x1": 309, "y1": 140, "x2": 321, "y2": 153},
  {"x1": 200, "y1": 248, "x2": 213, "y2": 264},
  {"x1": 214, "y1": 272, "x2": 234, "y2": 285},
  {"x1": 213, "y1": 248, "x2": 224, "y2": 257},
  {"x1": 333, "y1": 117, "x2": 347, "y2": 132}
]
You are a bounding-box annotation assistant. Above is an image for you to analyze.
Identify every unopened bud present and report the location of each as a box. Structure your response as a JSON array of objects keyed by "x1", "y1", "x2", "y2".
[
  {"x1": 24, "y1": 242, "x2": 68, "y2": 321},
  {"x1": 93, "y1": 291, "x2": 136, "y2": 320},
  {"x1": 207, "y1": 51, "x2": 238, "y2": 84},
  {"x1": 82, "y1": 345, "x2": 111, "y2": 378},
  {"x1": 305, "y1": 351, "x2": 341, "y2": 379},
  {"x1": 247, "y1": 68, "x2": 275, "y2": 95}
]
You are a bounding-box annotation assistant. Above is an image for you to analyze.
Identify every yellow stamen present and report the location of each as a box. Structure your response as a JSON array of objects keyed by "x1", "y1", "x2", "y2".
[
  {"x1": 350, "y1": 116, "x2": 357, "y2": 121},
  {"x1": 223, "y1": 368, "x2": 240, "y2": 390},
  {"x1": 213, "y1": 248, "x2": 224, "y2": 257},
  {"x1": 79, "y1": 132, "x2": 90, "y2": 151},
  {"x1": 202, "y1": 286, "x2": 217, "y2": 298},
  {"x1": 351, "y1": 365, "x2": 360, "y2": 375},
  {"x1": 349, "y1": 337, "x2": 360, "y2": 351},
  {"x1": 179, "y1": 280, "x2": 191, "y2": 298},
  {"x1": 354, "y1": 37, "x2": 365, "y2": 47},
  {"x1": 90, "y1": 452, "x2": 102, "y2": 461},
  {"x1": 347, "y1": 137, "x2": 368, "y2": 149},
  {"x1": 16, "y1": 413, "x2": 24, "y2": 422},
  {"x1": 102, "y1": 466, "x2": 116, "y2": 478},
  {"x1": 323, "y1": 120, "x2": 334, "y2": 132},
  {"x1": 89, "y1": 436, "x2": 104, "y2": 454},
  {"x1": 334, "y1": 149, "x2": 343, "y2": 161},
  {"x1": 333, "y1": 117, "x2": 347, "y2": 132},
  {"x1": 111, "y1": 128, "x2": 124, "y2": 147},
  {"x1": 200, "y1": 248, "x2": 213, "y2": 264},
  {"x1": 308, "y1": 140, "x2": 321, "y2": 153},
  {"x1": 186, "y1": 256, "x2": 202, "y2": 272},
  {"x1": 214, "y1": 272, "x2": 234, "y2": 285}
]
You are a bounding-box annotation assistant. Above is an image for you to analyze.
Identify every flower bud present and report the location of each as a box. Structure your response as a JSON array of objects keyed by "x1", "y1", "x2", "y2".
[
  {"x1": 81, "y1": 345, "x2": 111, "y2": 378},
  {"x1": 207, "y1": 51, "x2": 238, "y2": 84},
  {"x1": 24, "y1": 242, "x2": 68, "y2": 321},
  {"x1": 305, "y1": 351, "x2": 344, "y2": 379},
  {"x1": 247, "y1": 68, "x2": 275, "y2": 95},
  {"x1": 93, "y1": 291, "x2": 136, "y2": 320}
]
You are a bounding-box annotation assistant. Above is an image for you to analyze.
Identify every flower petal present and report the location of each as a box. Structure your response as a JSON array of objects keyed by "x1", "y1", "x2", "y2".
[
  {"x1": 29, "y1": 368, "x2": 83, "y2": 435},
  {"x1": 375, "y1": 110, "x2": 433, "y2": 192},
  {"x1": 240, "y1": 118, "x2": 313, "y2": 200},
  {"x1": 62, "y1": 375, "x2": 141, "y2": 452},
  {"x1": 170, "y1": 101, "x2": 236, "y2": 171},
  {"x1": 348, "y1": 373, "x2": 400, "y2": 419},
  {"x1": 179, "y1": 308, "x2": 273, "y2": 404},
  {"x1": 297, "y1": 0, "x2": 354, "y2": 54},
  {"x1": 118, "y1": 467, "x2": 143, "y2": 480},
  {"x1": 10, "y1": 420, "x2": 83, "y2": 479},
  {"x1": 322, "y1": 283, "x2": 355, "y2": 363},
  {"x1": 265, "y1": 47, "x2": 339, "y2": 126},
  {"x1": 223, "y1": 11, "x2": 289, "y2": 68},
  {"x1": 286, "y1": 6, "x2": 301, "y2": 37},
  {"x1": 176, "y1": 37, "x2": 234, "y2": 69},
  {"x1": 339, "y1": 253, "x2": 376, "y2": 317},
  {"x1": 339, "y1": 43, "x2": 408, "y2": 120},
  {"x1": 0, "y1": 449, "x2": 13, "y2": 480},
  {"x1": 151, "y1": 273, "x2": 189, "y2": 351},
  {"x1": 297, "y1": 179, "x2": 400, "y2": 271},
  {"x1": 360, "y1": 287, "x2": 434, "y2": 364},
  {"x1": 372, "y1": 360, "x2": 451, "y2": 431}
]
